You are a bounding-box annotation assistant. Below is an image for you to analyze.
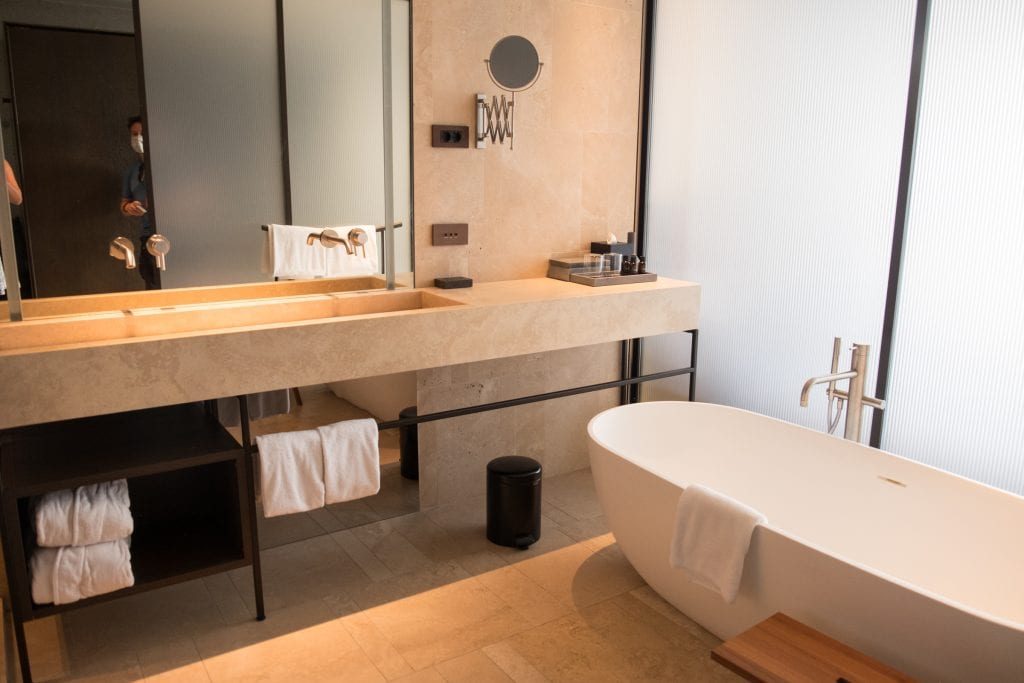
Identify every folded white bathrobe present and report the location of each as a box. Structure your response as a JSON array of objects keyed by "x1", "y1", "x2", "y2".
[
  {"x1": 30, "y1": 539, "x2": 134, "y2": 605},
  {"x1": 669, "y1": 484, "x2": 766, "y2": 604},
  {"x1": 318, "y1": 418, "x2": 380, "y2": 504},
  {"x1": 35, "y1": 479, "x2": 133, "y2": 548}
]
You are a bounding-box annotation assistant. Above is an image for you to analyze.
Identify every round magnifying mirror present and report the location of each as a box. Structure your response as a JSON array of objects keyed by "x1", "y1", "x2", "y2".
[{"x1": 487, "y1": 35, "x2": 541, "y2": 91}]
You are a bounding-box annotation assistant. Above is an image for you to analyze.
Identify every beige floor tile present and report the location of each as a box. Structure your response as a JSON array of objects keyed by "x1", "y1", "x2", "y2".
[
  {"x1": 228, "y1": 533, "x2": 372, "y2": 615},
  {"x1": 194, "y1": 599, "x2": 381, "y2": 682},
  {"x1": 332, "y1": 529, "x2": 396, "y2": 582},
  {"x1": 257, "y1": 507, "x2": 331, "y2": 550},
  {"x1": 137, "y1": 637, "x2": 210, "y2": 682},
  {"x1": 541, "y1": 506, "x2": 609, "y2": 549},
  {"x1": 627, "y1": 585, "x2": 724, "y2": 650},
  {"x1": 201, "y1": 573, "x2": 252, "y2": 627},
  {"x1": 22, "y1": 616, "x2": 68, "y2": 682},
  {"x1": 498, "y1": 611, "x2": 637, "y2": 682},
  {"x1": 357, "y1": 574, "x2": 528, "y2": 671},
  {"x1": 481, "y1": 642, "x2": 549, "y2": 683},
  {"x1": 349, "y1": 518, "x2": 435, "y2": 576},
  {"x1": 475, "y1": 565, "x2": 572, "y2": 628},
  {"x1": 434, "y1": 650, "x2": 513, "y2": 682},
  {"x1": 540, "y1": 470, "x2": 604, "y2": 521},
  {"x1": 347, "y1": 560, "x2": 471, "y2": 612},
  {"x1": 43, "y1": 641, "x2": 144, "y2": 682},
  {"x1": 391, "y1": 669, "x2": 446, "y2": 682},
  {"x1": 60, "y1": 579, "x2": 228, "y2": 653},
  {"x1": 333, "y1": 598, "x2": 414, "y2": 680},
  {"x1": 510, "y1": 537, "x2": 643, "y2": 609}
]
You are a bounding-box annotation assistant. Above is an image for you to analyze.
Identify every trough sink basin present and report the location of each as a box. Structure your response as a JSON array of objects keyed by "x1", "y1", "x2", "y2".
[
  {"x1": 2, "y1": 275, "x2": 392, "y2": 320},
  {"x1": 0, "y1": 289, "x2": 461, "y2": 352}
]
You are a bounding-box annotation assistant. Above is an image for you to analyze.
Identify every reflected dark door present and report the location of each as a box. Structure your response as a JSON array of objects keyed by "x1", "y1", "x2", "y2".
[{"x1": 8, "y1": 25, "x2": 142, "y2": 297}]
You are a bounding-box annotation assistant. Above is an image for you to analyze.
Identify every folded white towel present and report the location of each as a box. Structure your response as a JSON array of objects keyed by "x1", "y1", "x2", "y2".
[
  {"x1": 267, "y1": 224, "x2": 326, "y2": 279},
  {"x1": 30, "y1": 538, "x2": 134, "y2": 605},
  {"x1": 35, "y1": 480, "x2": 133, "y2": 548},
  {"x1": 323, "y1": 225, "x2": 379, "y2": 277},
  {"x1": 256, "y1": 429, "x2": 325, "y2": 517},
  {"x1": 669, "y1": 484, "x2": 766, "y2": 604},
  {"x1": 318, "y1": 418, "x2": 380, "y2": 504}
]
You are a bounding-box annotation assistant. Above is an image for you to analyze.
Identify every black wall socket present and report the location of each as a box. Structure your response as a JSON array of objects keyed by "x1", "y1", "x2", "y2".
[
  {"x1": 432, "y1": 223, "x2": 469, "y2": 246},
  {"x1": 431, "y1": 125, "x2": 469, "y2": 148}
]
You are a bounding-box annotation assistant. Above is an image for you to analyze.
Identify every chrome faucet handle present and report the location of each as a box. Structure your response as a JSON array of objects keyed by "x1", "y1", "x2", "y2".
[
  {"x1": 109, "y1": 236, "x2": 136, "y2": 269},
  {"x1": 146, "y1": 234, "x2": 171, "y2": 271}
]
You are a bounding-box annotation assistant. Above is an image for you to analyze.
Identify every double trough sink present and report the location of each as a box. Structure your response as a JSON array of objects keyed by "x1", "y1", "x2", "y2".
[{"x1": 0, "y1": 278, "x2": 462, "y2": 352}]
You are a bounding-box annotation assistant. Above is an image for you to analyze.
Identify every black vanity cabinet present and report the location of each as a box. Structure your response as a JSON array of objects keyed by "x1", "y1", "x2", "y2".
[{"x1": 0, "y1": 402, "x2": 264, "y2": 683}]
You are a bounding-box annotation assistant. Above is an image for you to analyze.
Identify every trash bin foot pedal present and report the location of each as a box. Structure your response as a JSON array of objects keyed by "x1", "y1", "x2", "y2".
[{"x1": 514, "y1": 534, "x2": 537, "y2": 549}]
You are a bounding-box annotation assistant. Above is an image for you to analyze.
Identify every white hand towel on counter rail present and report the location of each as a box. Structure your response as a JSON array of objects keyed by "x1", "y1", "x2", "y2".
[
  {"x1": 30, "y1": 538, "x2": 134, "y2": 605},
  {"x1": 323, "y1": 225, "x2": 379, "y2": 277},
  {"x1": 35, "y1": 479, "x2": 133, "y2": 548},
  {"x1": 318, "y1": 418, "x2": 380, "y2": 504},
  {"x1": 669, "y1": 484, "x2": 766, "y2": 604},
  {"x1": 256, "y1": 429, "x2": 325, "y2": 517},
  {"x1": 267, "y1": 223, "x2": 326, "y2": 279}
]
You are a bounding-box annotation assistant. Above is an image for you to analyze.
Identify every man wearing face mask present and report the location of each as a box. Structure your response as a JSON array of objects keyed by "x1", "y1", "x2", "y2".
[{"x1": 120, "y1": 115, "x2": 159, "y2": 289}]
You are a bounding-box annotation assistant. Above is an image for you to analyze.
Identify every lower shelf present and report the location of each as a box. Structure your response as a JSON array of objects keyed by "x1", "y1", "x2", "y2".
[{"x1": 28, "y1": 517, "x2": 248, "y2": 619}]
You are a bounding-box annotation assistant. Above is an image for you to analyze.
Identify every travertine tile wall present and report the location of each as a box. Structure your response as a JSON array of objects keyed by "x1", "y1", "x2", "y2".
[{"x1": 412, "y1": 0, "x2": 643, "y2": 506}]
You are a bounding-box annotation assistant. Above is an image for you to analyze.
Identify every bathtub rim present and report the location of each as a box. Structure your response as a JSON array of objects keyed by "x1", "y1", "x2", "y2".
[{"x1": 587, "y1": 400, "x2": 1024, "y2": 634}]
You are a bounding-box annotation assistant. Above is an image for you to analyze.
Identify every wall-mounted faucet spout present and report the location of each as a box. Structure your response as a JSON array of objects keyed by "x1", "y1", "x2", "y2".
[
  {"x1": 108, "y1": 236, "x2": 136, "y2": 269},
  {"x1": 800, "y1": 338, "x2": 885, "y2": 443},
  {"x1": 306, "y1": 228, "x2": 353, "y2": 254}
]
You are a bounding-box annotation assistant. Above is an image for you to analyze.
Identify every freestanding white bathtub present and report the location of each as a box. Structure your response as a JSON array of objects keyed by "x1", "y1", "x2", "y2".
[{"x1": 587, "y1": 401, "x2": 1024, "y2": 682}]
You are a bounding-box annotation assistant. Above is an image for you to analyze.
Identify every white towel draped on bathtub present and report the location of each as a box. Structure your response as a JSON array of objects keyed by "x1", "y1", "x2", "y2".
[
  {"x1": 34, "y1": 479, "x2": 133, "y2": 548},
  {"x1": 318, "y1": 418, "x2": 380, "y2": 504},
  {"x1": 30, "y1": 539, "x2": 134, "y2": 605},
  {"x1": 669, "y1": 484, "x2": 766, "y2": 604}
]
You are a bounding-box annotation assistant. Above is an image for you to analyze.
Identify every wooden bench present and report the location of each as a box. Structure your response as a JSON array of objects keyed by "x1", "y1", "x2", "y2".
[{"x1": 711, "y1": 612, "x2": 916, "y2": 682}]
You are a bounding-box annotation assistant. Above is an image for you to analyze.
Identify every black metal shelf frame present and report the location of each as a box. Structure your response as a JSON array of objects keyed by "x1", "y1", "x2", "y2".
[{"x1": 375, "y1": 329, "x2": 699, "y2": 432}]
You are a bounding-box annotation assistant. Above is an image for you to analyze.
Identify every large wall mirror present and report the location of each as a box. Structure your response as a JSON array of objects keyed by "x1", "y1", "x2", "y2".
[{"x1": 0, "y1": 0, "x2": 412, "y2": 321}]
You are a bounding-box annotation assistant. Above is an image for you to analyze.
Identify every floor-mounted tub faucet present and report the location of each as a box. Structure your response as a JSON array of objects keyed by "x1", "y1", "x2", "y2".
[
  {"x1": 108, "y1": 236, "x2": 136, "y2": 269},
  {"x1": 800, "y1": 337, "x2": 885, "y2": 443}
]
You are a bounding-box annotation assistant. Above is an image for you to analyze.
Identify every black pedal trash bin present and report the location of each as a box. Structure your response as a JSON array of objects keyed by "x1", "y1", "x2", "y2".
[
  {"x1": 486, "y1": 456, "x2": 542, "y2": 549},
  {"x1": 399, "y1": 406, "x2": 419, "y2": 480}
]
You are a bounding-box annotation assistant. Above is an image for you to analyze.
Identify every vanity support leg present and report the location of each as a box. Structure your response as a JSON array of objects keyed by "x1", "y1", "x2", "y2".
[
  {"x1": 11, "y1": 613, "x2": 31, "y2": 683},
  {"x1": 688, "y1": 328, "x2": 698, "y2": 402},
  {"x1": 237, "y1": 395, "x2": 265, "y2": 621}
]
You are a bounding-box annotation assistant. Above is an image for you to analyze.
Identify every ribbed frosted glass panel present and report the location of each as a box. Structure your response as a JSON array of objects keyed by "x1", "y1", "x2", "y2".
[
  {"x1": 285, "y1": 0, "x2": 412, "y2": 276},
  {"x1": 285, "y1": 0, "x2": 383, "y2": 226},
  {"x1": 643, "y1": 1, "x2": 915, "y2": 441},
  {"x1": 138, "y1": 0, "x2": 284, "y2": 287},
  {"x1": 883, "y1": 1, "x2": 1024, "y2": 495}
]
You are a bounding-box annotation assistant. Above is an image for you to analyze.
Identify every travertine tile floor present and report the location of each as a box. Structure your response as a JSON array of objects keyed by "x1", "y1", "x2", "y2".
[{"x1": 17, "y1": 469, "x2": 741, "y2": 682}]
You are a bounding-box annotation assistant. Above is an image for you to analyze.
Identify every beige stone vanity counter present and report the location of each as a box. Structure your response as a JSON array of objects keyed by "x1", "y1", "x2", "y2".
[{"x1": 0, "y1": 277, "x2": 699, "y2": 429}]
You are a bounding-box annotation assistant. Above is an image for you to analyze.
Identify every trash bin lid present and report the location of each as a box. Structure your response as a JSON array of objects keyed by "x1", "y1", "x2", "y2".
[{"x1": 488, "y1": 455, "x2": 541, "y2": 477}]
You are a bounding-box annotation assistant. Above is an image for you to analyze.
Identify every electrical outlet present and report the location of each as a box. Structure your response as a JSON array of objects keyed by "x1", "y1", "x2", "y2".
[
  {"x1": 431, "y1": 125, "x2": 469, "y2": 148},
  {"x1": 432, "y1": 223, "x2": 469, "y2": 246}
]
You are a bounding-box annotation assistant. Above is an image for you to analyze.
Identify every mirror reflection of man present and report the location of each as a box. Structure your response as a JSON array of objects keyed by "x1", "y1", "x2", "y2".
[{"x1": 120, "y1": 115, "x2": 159, "y2": 289}]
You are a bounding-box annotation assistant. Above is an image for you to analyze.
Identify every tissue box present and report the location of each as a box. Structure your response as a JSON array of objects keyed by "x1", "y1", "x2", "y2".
[{"x1": 589, "y1": 241, "x2": 634, "y2": 256}]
